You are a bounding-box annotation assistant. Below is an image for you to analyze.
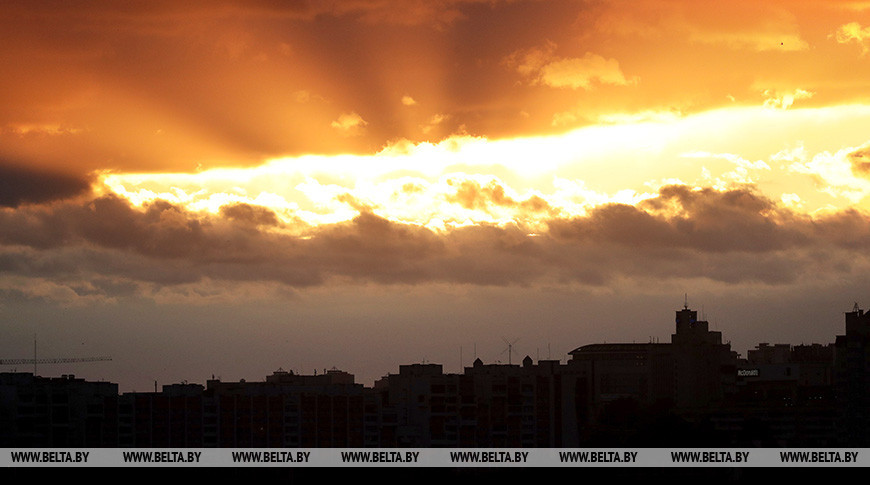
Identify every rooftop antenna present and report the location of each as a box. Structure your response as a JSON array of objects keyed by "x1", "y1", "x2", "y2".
[
  {"x1": 854, "y1": 302, "x2": 860, "y2": 312},
  {"x1": 500, "y1": 337, "x2": 520, "y2": 365},
  {"x1": 684, "y1": 293, "x2": 689, "y2": 310}
]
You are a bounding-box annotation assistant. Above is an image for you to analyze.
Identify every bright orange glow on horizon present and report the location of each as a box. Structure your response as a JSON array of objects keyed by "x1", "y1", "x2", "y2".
[{"x1": 96, "y1": 103, "x2": 870, "y2": 233}]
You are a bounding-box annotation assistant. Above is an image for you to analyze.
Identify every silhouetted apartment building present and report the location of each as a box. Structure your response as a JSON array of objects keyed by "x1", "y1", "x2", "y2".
[
  {"x1": 835, "y1": 306, "x2": 870, "y2": 445},
  {"x1": 568, "y1": 306, "x2": 737, "y2": 419},
  {"x1": 671, "y1": 306, "x2": 739, "y2": 409},
  {"x1": 736, "y1": 342, "x2": 833, "y2": 404},
  {"x1": 703, "y1": 342, "x2": 839, "y2": 447},
  {"x1": 568, "y1": 343, "x2": 673, "y2": 421},
  {"x1": 372, "y1": 359, "x2": 578, "y2": 447},
  {"x1": 0, "y1": 373, "x2": 117, "y2": 447},
  {"x1": 116, "y1": 383, "x2": 206, "y2": 447},
  {"x1": 114, "y1": 368, "x2": 374, "y2": 448},
  {"x1": 374, "y1": 363, "x2": 462, "y2": 447}
]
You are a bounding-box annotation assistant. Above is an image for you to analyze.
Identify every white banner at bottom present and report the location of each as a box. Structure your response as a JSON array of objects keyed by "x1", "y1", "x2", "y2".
[{"x1": 1, "y1": 448, "x2": 866, "y2": 467}]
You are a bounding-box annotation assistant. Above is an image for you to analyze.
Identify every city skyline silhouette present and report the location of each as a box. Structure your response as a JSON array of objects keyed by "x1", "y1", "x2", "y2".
[{"x1": 3, "y1": 303, "x2": 867, "y2": 448}]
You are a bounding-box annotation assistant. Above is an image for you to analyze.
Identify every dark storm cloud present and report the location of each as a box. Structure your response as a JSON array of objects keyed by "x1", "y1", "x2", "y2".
[
  {"x1": 809, "y1": 208, "x2": 870, "y2": 249},
  {"x1": 549, "y1": 186, "x2": 809, "y2": 253},
  {"x1": 2, "y1": 185, "x2": 870, "y2": 297},
  {"x1": 219, "y1": 203, "x2": 280, "y2": 227},
  {"x1": 0, "y1": 162, "x2": 92, "y2": 208}
]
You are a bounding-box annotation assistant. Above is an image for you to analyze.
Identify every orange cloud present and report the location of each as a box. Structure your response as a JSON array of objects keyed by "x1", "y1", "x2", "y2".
[
  {"x1": 445, "y1": 179, "x2": 553, "y2": 218},
  {"x1": 848, "y1": 145, "x2": 870, "y2": 178},
  {"x1": 761, "y1": 89, "x2": 814, "y2": 109},
  {"x1": 331, "y1": 112, "x2": 369, "y2": 134},
  {"x1": 505, "y1": 42, "x2": 631, "y2": 90},
  {"x1": 833, "y1": 22, "x2": 870, "y2": 54}
]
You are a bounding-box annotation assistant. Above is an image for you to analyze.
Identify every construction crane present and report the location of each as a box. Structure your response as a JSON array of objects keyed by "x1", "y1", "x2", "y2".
[
  {"x1": 0, "y1": 357, "x2": 112, "y2": 375},
  {"x1": 0, "y1": 337, "x2": 111, "y2": 374}
]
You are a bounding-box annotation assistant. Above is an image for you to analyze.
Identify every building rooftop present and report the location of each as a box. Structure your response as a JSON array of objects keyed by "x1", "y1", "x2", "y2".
[{"x1": 569, "y1": 342, "x2": 670, "y2": 355}]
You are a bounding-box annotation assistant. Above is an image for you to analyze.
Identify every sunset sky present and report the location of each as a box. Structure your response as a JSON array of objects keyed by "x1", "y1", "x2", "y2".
[{"x1": 4, "y1": 1, "x2": 870, "y2": 390}]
